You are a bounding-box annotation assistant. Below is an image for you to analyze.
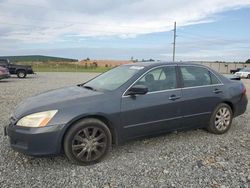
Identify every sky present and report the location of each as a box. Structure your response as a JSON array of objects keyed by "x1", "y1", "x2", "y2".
[{"x1": 0, "y1": 0, "x2": 250, "y2": 62}]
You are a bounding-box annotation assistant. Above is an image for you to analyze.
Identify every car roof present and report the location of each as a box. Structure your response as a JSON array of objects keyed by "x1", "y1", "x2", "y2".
[{"x1": 124, "y1": 61, "x2": 205, "y2": 68}]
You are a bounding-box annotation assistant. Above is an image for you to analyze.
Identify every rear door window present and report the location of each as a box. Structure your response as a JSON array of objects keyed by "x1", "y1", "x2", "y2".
[{"x1": 180, "y1": 66, "x2": 219, "y2": 87}]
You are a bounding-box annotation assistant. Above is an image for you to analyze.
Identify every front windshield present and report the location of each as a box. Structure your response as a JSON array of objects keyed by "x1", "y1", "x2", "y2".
[{"x1": 84, "y1": 65, "x2": 144, "y2": 91}]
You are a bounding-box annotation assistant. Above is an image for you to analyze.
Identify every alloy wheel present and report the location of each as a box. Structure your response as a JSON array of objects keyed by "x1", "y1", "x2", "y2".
[
  {"x1": 71, "y1": 127, "x2": 107, "y2": 162},
  {"x1": 214, "y1": 107, "x2": 231, "y2": 131}
]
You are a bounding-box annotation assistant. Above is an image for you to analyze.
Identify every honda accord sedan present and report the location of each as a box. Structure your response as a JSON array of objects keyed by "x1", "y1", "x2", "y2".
[{"x1": 5, "y1": 62, "x2": 248, "y2": 165}]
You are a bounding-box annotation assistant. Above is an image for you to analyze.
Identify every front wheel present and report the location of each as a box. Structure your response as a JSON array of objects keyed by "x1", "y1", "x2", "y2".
[
  {"x1": 207, "y1": 103, "x2": 233, "y2": 134},
  {"x1": 17, "y1": 70, "x2": 27, "y2": 78},
  {"x1": 247, "y1": 74, "x2": 250, "y2": 79},
  {"x1": 64, "y1": 118, "x2": 112, "y2": 165}
]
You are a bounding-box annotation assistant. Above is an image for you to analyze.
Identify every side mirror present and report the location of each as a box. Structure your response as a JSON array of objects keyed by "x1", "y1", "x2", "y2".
[{"x1": 127, "y1": 85, "x2": 148, "y2": 95}]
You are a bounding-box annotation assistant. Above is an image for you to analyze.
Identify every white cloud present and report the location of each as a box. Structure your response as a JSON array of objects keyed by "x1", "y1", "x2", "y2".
[
  {"x1": 0, "y1": 0, "x2": 250, "y2": 43},
  {"x1": 0, "y1": 0, "x2": 250, "y2": 61}
]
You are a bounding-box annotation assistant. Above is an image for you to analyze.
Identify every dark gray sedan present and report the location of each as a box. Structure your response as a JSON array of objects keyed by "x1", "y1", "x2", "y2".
[{"x1": 5, "y1": 62, "x2": 248, "y2": 165}]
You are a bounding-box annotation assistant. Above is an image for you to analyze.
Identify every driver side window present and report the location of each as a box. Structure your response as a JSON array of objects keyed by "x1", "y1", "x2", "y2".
[{"x1": 135, "y1": 66, "x2": 177, "y2": 92}]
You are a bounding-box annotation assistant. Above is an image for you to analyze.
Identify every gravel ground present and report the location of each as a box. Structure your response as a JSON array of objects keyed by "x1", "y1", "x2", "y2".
[{"x1": 0, "y1": 73, "x2": 249, "y2": 188}]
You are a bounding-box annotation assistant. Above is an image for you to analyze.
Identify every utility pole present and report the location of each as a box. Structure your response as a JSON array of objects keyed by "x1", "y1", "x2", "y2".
[{"x1": 172, "y1": 21, "x2": 177, "y2": 62}]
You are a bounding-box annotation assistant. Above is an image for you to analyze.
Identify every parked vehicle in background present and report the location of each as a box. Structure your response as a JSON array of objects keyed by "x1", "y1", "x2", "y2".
[
  {"x1": 0, "y1": 59, "x2": 34, "y2": 78},
  {"x1": 5, "y1": 62, "x2": 248, "y2": 165},
  {"x1": 0, "y1": 66, "x2": 10, "y2": 80},
  {"x1": 223, "y1": 74, "x2": 241, "y2": 80},
  {"x1": 230, "y1": 68, "x2": 242, "y2": 74},
  {"x1": 234, "y1": 68, "x2": 250, "y2": 79}
]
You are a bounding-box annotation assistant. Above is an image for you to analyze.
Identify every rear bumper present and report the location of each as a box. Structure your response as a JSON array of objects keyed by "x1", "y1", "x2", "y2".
[
  {"x1": 234, "y1": 94, "x2": 248, "y2": 117},
  {"x1": 5, "y1": 124, "x2": 65, "y2": 156},
  {"x1": 27, "y1": 69, "x2": 35, "y2": 74}
]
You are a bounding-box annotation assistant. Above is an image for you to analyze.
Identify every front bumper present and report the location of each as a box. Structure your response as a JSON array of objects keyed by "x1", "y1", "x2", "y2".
[
  {"x1": 5, "y1": 124, "x2": 65, "y2": 156},
  {"x1": 0, "y1": 73, "x2": 10, "y2": 79}
]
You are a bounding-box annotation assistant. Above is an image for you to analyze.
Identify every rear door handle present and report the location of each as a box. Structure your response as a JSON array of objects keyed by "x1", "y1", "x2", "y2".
[
  {"x1": 169, "y1": 95, "x2": 181, "y2": 101},
  {"x1": 213, "y1": 88, "x2": 223, "y2": 94}
]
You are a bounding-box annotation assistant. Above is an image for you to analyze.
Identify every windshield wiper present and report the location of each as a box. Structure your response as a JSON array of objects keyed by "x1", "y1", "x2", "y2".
[
  {"x1": 81, "y1": 85, "x2": 97, "y2": 91},
  {"x1": 83, "y1": 85, "x2": 94, "y2": 90}
]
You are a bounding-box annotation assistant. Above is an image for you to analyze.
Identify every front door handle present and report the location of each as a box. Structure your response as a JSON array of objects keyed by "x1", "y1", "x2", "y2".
[
  {"x1": 169, "y1": 95, "x2": 181, "y2": 101},
  {"x1": 213, "y1": 88, "x2": 223, "y2": 94}
]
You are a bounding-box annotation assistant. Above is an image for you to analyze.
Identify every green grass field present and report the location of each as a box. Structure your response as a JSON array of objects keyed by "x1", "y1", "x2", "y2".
[{"x1": 19, "y1": 62, "x2": 112, "y2": 73}]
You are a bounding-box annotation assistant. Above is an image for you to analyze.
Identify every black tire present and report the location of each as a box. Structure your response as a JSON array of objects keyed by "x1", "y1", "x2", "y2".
[
  {"x1": 207, "y1": 103, "x2": 233, "y2": 134},
  {"x1": 63, "y1": 118, "x2": 112, "y2": 165},
  {"x1": 247, "y1": 74, "x2": 250, "y2": 79},
  {"x1": 17, "y1": 70, "x2": 27, "y2": 78}
]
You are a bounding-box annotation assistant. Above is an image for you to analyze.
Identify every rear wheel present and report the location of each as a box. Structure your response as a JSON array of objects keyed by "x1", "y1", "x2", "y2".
[
  {"x1": 207, "y1": 103, "x2": 233, "y2": 134},
  {"x1": 247, "y1": 74, "x2": 250, "y2": 79},
  {"x1": 17, "y1": 70, "x2": 27, "y2": 78},
  {"x1": 64, "y1": 118, "x2": 112, "y2": 165}
]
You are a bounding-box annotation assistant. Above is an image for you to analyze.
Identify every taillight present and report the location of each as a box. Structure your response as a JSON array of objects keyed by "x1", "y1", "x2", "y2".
[
  {"x1": 239, "y1": 83, "x2": 246, "y2": 94},
  {"x1": 243, "y1": 87, "x2": 246, "y2": 95},
  {"x1": 241, "y1": 84, "x2": 246, "y2": 95}
]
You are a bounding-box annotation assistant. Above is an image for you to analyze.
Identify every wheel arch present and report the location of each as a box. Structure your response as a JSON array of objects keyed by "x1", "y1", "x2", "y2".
[
  {"x1": 221, "y1": 101, "x2": 235, "y2": 115},
  {"x1": 61, "y1": 114, "x2": 118, "y2": 150},
  {"x1": 16, "y1": 69, "x2": 26, "y2": 74}
]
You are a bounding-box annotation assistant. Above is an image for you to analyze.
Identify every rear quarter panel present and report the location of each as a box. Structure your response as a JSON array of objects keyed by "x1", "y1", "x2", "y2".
[{"x1": 223, "y1": 80, "x2": 247, "y2": 116}]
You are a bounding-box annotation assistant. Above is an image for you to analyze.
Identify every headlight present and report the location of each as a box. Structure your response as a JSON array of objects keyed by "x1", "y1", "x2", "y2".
[{"x1": 16, "y1": 110, "x2": 58, "y2": 128}]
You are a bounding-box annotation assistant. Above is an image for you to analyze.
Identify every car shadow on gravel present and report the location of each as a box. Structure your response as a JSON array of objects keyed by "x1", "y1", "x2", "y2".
[
  {"x1": 10, "y1": 152, "x2": 72, "y2": 167},
  {"x1": 0, "y1": 76, "x2": 38, "y2": 83},
  {"x1": 0, "y1": 79, "x2": 13, "y2": 83},
  {"x1": 109, "y1": 127, "x2": 232, "y2": 155},
  {"x1": 11, "y1": 75, "x2": 38, "y2": 79}
]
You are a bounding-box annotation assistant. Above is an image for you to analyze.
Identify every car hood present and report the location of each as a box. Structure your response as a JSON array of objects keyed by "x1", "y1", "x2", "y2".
[{"x1": 14, "y1": 86, "x2": 103, "y2": 119}]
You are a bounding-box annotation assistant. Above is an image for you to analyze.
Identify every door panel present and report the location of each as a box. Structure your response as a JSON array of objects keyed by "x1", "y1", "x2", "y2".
[
  {"x1": 181, "y1": 85, "x2": 224, "y2": 128},
  {"x1": 179, "y1": 66, "x2": 224, "y2": 128},
  {"x1": 120, "y1": 65, "x2": 182, "y2": 140},
  {"x1": 121, "y1": 89, "x2": 182, "y2": 139}
]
